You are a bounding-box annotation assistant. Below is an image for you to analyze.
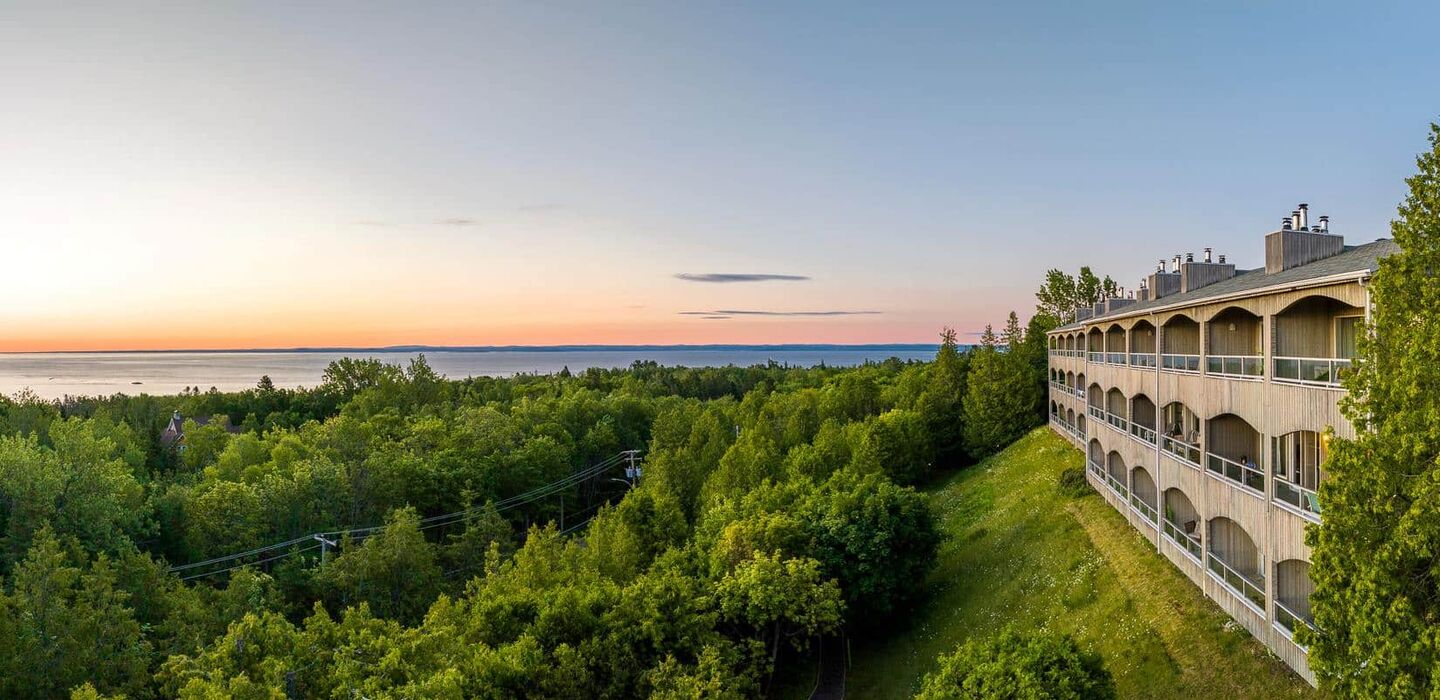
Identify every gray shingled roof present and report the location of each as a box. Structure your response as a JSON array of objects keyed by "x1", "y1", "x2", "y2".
[{"x1": 1052, "y1": 238, "x2": 1398, "y2": 331}]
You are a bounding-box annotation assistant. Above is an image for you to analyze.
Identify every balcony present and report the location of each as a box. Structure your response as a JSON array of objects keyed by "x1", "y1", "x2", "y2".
[
  {"x1": 1161, "y1": 435, "x2": 1201, "y2": 467},
  {"x1": 1130, "y1": 421, "x2": 1156, "y2": 445},
  {"x1": 1130, "y1": 493, "x2": 1158, "y2": 524},
  {"x1": 1162, "y1": 520, "x2": 1201, "y2": 562},
  {"x1": 1205, "y1": 354, "x2": 1264, "y2": 379},
  {"x1": 1087, "y1": 351, "x2": 1103, "y2": 363},
  {"x1": 1105, "y1": 411, "x2": 1128, "y2": 433},
  {"x1": 1274, "y1": 599, "x2": 1317, "y2": 643},
  {"x1": 1206, "y1": 452, "x2": 1264, "y2": 494},
  {"x1": 1273, "y1": 356, "x2": 1351, "y2": 387},
  {"x1": 1129, "y1": 352, "x2": 1156, "y2": 367},
  {"x1": 1161, "y1": 354, "x2": 1200, "y2": 373},
  {"x1": 1104, "y1": 470, "x2": 1127, "y2": 497},
  {"x1": 1087, "y1": 405, "x2": 1105, "y2": 421},
  {"x1": 1208, "y1": 551, "x2": 1267, "y2": 613},
  {"x1": 1105, "y1": 352, "x2": 1126, "y2": 365},
  {"x1": 1274, "y1": 480, "x2": 1321, "y2": 519}
]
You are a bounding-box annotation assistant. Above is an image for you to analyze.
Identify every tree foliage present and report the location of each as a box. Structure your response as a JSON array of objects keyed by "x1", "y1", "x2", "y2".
[
  {"x1": 915, "y1": 627, "x2": 1115, "y2": 700},
  {"x1": 1309, "y1": 123, "x2": 1440, "y2": 697}
]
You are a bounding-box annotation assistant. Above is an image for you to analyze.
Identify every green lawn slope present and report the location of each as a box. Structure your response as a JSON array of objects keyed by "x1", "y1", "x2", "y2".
[{"x1": 844, "y1": 427, "x2": 1317, "y2": 699}]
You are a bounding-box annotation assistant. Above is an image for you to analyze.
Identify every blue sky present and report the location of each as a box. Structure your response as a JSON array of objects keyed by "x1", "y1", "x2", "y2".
[{"x1": 1, "y1": 2, "x2": 1436, "y2": 349}]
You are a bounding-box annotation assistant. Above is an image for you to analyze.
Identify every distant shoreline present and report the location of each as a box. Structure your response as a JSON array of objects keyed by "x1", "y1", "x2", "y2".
[{"x1": 1, "y1": 343, "x2": 945, "y2": 356}]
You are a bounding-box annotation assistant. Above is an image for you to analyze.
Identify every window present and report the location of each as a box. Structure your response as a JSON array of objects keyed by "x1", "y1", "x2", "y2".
[
  {"x1": 1272, "y1": 432, "x2": 1325, "y2": 489},
  {"x1": 1335, "y1": 316, "x2": 1361, "y2": 359}
]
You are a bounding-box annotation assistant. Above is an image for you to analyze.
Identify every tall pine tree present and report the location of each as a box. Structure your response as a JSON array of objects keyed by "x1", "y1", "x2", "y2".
[
  {"x1": 1309, "y1": 123, "x2": 1440, "y2": 697},
  {"x1": 962, "y1": 312, "x2": 1042, "y2": 459}
]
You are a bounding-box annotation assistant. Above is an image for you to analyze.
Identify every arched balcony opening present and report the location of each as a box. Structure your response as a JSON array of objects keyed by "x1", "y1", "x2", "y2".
[
  {"x1": 1104, "y1": 324, "x2": 1126, "y2": 364},
  {"x1": 1065, "y1": 334, "x2": 1077, "y2": 354},
  {"x1": 1160, "y1": 401, "x2": 1202, "y2": 466},
  {"x1": 1049, "y1": 399, "x2": 1059, "y2": 418},
  {"x1": 1105, "y1": 451, "x2": 1128, "y2": 497},
  {"x1": 1075, "y1": 372, "x2": 1086, "y2": 398},
  {"x1": 1207, "y1": 307, "x2": 1263, "y2": 378},
  {"x1": 1130, "y1": 466, "x2": 1158, "y2": 524},
  {"x1": 1272, "y1": 430, "x2": 1327, "y2": 519},
  {"x1": 1130, "y1": 394, "x2": 1157, "y2": 444},
  {"x1": 1273, "y1": 295, "x2": 1364, "y2": 386},
  {"x1": 1128, "y1": 320, "x2": 1157, "y2": 367},
  {"x1": 1206, "y1": 413, "x2": 1263, "y2": 493},
  {"x1": 1087, "y1": 438, "x2": 1104, "y2": 477},
  {"x1": 1208, "y1": 517, "x2": 1266, "y2": 611},
  {"x1": 1275, "y1": 559, "x2": 1317, "y2": 639},
  {"x1": 1161, "y1": 314, "x2": 1201, "y2": 372},
  {"x1": 1162, "y1": 488, "x2": 1202, "y2": 559},
  {"x1": 1104, "y1": 388, "x2": 1128, "y2": 432},
  {"x1": 1076, "y1": 411, "x2": 1086, "y2": 434},
  {"x1": 1065, "y1": 370, "x2": 1076, "y2": 392},
  {"x1": 1086, "y1": 328, "x2": 1104, "y2": 362},
  {"x1": 1086, "y1": 384, "x2": 1104, "y2": 422}
]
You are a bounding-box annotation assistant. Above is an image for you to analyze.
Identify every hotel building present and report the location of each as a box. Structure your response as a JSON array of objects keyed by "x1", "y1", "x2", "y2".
[{"x1": 1046, "y1": 203, "x2": 1395, "y2": 684}]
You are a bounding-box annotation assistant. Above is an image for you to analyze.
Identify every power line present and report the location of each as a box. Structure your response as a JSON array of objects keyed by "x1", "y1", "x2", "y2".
[{"x1": 169, "y1": 450, "x2": 641, "y2": 580}]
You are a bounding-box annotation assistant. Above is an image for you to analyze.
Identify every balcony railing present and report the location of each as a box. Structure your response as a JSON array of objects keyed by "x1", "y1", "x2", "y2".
[
  {"x1": 1162, "y1": 520, "x2": 1203, "y2": 561},
  {"x1": 1073, "y1": 387, "x2": 1084, "y2": 399},
  {"x1": 1105, "y1": 411, "x2": 1128, "y2": 433},
  {"x1": 1274, "y1": 479, "x2": 1321, "y2": 519},
  {"x1": 1104, "y1": 471, "x2": 1128, "y2": 497},
  {"x1": 1206, "y1": 354, "x2": 1264, "y2": 378},
  {"x1": 1207, "y1": 551, "x2": 1266, "y2": 612},
  {"x1": 1274, "y1": 599, "x2": 1317, "y2": 642},
  {"x1": 1130, "y1": 493, "x2": 1158, "y2": 524},
  {"x1": 1088, "y1": 457, "x2": 1105, "y2": 479},
  {"x1": 1273, "y1": 356, "x2": 1351, "y2": 387},
  {"x1": 1087, "y1": 405, "x2": 1105, "y2": 421},
  {"x1": 1129, "y1": 352, "x2": 1156, "y2": 367},
  {"x1": 1105, "y1": 352, "x2": 1126, "y2": 365},
  {"x1": 1161, "y1": 435, "x2": 1201, "y2": 467},
  {"x1": 1087, "y1": 351, "x2": 1103, "y2": 363},
  {"x1": 1130, "y1": 422, "x2": 1157, "y2": 445},
  {"x1": 1206, "y1": 452, "x2": 1265, "y2": 494},
  {"x1": 1161, "y1": 353, "x2": 1200, "y2": 373}
]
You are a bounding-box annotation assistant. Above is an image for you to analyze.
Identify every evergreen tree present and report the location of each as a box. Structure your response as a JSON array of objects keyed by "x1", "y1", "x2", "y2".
[
  {"x1": 963, "y1": 313, "x2": 1042, "y2": 459},
  {"x1": 1308, "y1": 123, "x2": 1440, "y2": 697},
  {"x1": 917, "y1": 328, "x2": 969, "y2": 469}
]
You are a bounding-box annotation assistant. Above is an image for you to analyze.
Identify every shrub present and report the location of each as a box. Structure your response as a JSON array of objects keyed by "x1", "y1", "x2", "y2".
[
  {"x1": 915, "y1": 627, "x2": 1115, "y2": 699},
  {"x1": 1057, "y1": 465, "x2": 1090, "y2": 498}
]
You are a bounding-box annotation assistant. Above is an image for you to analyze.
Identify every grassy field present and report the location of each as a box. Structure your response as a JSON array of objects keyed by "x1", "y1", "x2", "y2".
[{"x1": 843, "y1": 428, "x2": 1317, "y2": 699}]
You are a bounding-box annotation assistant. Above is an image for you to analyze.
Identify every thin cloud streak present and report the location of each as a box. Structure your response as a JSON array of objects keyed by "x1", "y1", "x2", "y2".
[
  {"x1": 679, "y1": 309, "x2": 881, "y2": 317},
  {"x1": 675, "y1": 273, "x2": 810, "y2": 283},
  {"x1": 438, "y1": 218, "x2": 479, "y2": 226}
]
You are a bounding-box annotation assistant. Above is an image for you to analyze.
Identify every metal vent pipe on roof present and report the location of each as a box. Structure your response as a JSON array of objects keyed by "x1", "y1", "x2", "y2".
[{"x1": 1204, "y1": 247, "x2": 1212, "y2": 263}]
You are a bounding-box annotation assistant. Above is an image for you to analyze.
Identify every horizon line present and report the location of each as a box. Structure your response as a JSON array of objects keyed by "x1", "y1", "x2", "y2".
[{"x1": 0, "y1": 342, "x2": 950, "y2": 356}]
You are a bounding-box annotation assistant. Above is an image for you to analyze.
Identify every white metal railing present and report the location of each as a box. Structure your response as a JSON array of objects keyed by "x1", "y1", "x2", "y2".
[
  {"x1": 1129, "y1": 352, "x2": 1156, "y2": 368},
  {"x1": 1130, "y1": 493, "x2": 1158, "y2": 524},
  {"x1": 1273, "y1": 356, "x2": 1351, "y2": 387},
  {"x1": 1105, "y1": 411, "x2": 1128, "y2": 433},
  {"x1": 1207, "y1": 551, "x2": 1267, "y2": 612},
  {"x1": 1105, "y1": 471, "x2": 1128, "y2": 497},
  {"x1": 1163, "y1": 519, "x2": 1203, "y2": 561},
  {"x1": 1206, "y1": 354, "x2": 1264, "y2": 378},
  {"x1": 1105, "y1": 352, "x2": 1126, "y2": 365},
  {"x1": 1130, "y1": 422, "x2": 1157, "y2": 445},
  {"x1": 1274, "y1": 599, "x2": 1317, "y2": 641},
  {"x1": 1073, "y1": 387, "x2": 1084, "y2": 399},
  {"x1": 1087, "y1": 405, "x2": 1105, "y2": 421},
  {"x1": 1087, "y1": 351, "x2": 1103, "y2": 363},
  {"x1": 1161, "y1": 354, "x2": 1200, "y2": 372},
  {"x1": 1274, "y1": 480, "x2": 1321, "y2": 519},
  {"x1": 1161, "y1": 435, "x2": 1201, "y2": 466},
  {"x1": 1206, "y1": 452, "x2": 1265, "y2": 493},
  {"x1": 1088, "y1": 457, "x2": 1106, "y2": 479}
]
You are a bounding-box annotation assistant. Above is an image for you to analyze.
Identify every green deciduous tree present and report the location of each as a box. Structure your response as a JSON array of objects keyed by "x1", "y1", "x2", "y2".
[
  {"x1": 915, "y1": 627, "x2": 1115, "y2": 700},
  {"x1": 1308, "y1": 123, "x2": 1440, "y2": 697},
  {"x1": 316, "y1": 507, "x2": 442, "y2": 624}
]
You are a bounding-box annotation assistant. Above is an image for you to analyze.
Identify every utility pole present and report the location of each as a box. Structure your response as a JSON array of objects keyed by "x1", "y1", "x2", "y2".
[{"x1": 314, "y1": 534, "x2": 338, "y2": 565}]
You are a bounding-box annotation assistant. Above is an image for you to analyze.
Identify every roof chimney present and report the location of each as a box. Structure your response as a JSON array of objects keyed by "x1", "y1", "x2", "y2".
[
  {"x1": 1157, "y1": 259, "x2": 1166, "y2": 273},
  {"x1": 1185, "y1": 252, "x2": 1194, "y2": 263},
  {"x1": 1218, "y1": 254, "x2": 1226, "y2": 264},
  {"x1": 1203, "y1": 247, "x2": 1213, "y2": 263},
  {"x1": 1266, "y1": 203, "x2": 1345, "y2": 273}
]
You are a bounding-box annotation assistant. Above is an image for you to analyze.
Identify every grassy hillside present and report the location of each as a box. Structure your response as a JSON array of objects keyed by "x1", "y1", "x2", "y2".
[{"x1": 844, "y1": 428, "x2": 1317, "y2": 699}]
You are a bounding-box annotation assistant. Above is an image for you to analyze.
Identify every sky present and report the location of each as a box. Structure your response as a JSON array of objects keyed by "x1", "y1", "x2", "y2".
[{"x1": 2, "y1": 2, "x2": 1438, "y2": 352}]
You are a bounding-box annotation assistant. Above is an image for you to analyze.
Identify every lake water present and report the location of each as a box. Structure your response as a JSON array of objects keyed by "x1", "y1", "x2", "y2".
[{"x1": 0, "y1": 346, "x2": 939, "y2": 399}]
